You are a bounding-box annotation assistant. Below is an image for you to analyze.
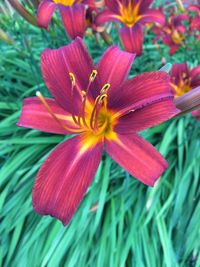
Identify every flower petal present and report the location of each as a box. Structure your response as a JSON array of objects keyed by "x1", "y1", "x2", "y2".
[
  {"x1": 139, "y1": 9, "x2": 165, "y2": 25},
  {"x1": 139, "y1": 0, "x2": 154, "y2": 12},
  {"x1": 96, "y1": 45, "x2": 135, "y2": 98},
  {"x1": 105, "y1": 133, "x2": 168, "y2": 186},
  {"x1": 169, "y1": 44, "x2": 179, "y2": 55},
  {"x1": 37, "y1": 0, "x2": 56, "y2": 29},
  {"x1": 104, "y1": 0, "x2": 121, "y2": 14},
  {"x1": 172, "y1": 13, "x2": 189, "y2": 27},
  {"x1": 115, "y1": 98, "x2": 179, "y2": 133},
  {"x1": 108, "y1": 71, "x2": 173, "y2": 115},
  {"x1": 59, "y1": 4, "x2": 86, "y2": 39},
  {"x1": 190, "y1": 16, "x2": 200, "y2": 31},
  {"x1": 40, "y1": 38, "x2": 96, "y2": 112},
  {"x1": 33, "y1": 134, "x2": 103, "y2": 225},
  {"x1": 191, "y1": 66, "x2": 200, "y2": 88},
  {"x1": 192, "y1": 109, "x2": 200, "y2": 120},
  {"x1": 120, "y1": 24, "x2": 144, "y2": 55},
  {"x1": 17, "y1": 97, "x2": 78, "y2": 134},
  {"x1": 95, "y1": 10, "x2": 121, "y2": 25}
]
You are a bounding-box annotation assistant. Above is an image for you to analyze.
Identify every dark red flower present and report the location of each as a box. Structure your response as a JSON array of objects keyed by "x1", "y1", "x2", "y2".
[
  {"x1": 17, "y1": 38, "x2": 178, "y2": 225},
  {"x1": 37, "y1": 0, "x2": 95, "y2": 39},
  {"x1": 188, "y1": 4, "x2": 200, "y2": 37},
  {"x1": 152, "y1": 13, "x2": 189, "y2": 55},
  {"x1": 170, "y1": 63, "x2": 200, "y2": 119},
  {"x1": 95, "y1": 0, "x2": 165, "y2": 55},
  {"x1": 170, "y1": 63, "x2": 200, "y2": 97}
]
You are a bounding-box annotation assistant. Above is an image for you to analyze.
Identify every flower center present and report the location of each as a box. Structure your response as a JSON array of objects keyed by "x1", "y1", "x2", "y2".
[
  {"x1": 171, "y1": 73, "x2": 192, "y2": 97},
  {"x1": 53, "y1": 0, "x2": 75, "y2": 6},
  {"x1": 68, "y1": 72, "x2": 116, "y2": 137},
  {"x1": 119, "y1": 2, "x2": 141, "y2": 27},
  {"x1": 171, "y1": 29, "x2": 184, "y2": 44},
  {"x1": 37, "y1": 70, "x2": 117, "y2": 139}
]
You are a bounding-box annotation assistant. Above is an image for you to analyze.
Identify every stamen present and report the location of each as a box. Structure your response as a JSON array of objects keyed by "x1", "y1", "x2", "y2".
[
  {"x1": 69, "y1": 72, "x2": 76, "y2": 86},
  {"x1": 89, "y1": 70, "x2": 98, "y2": 82},
  {"x1": 90, "y1": 96, "x2": 100, "y2": 129},
  {"x1": 36, "y1": 91, "x2": 81, "y2": 133},
  {"x1": 93, "y1": 94, "x2": 108, "y2": 131},
  {"x1": 100, "y1": 83, "x2": 110, "y2": 94},
  {"x1": 69, "y1": 72, "x2": 79, "y2": 126},
  {"x1": 80, "y1": 70, "x2": 98, "y2": 128}
]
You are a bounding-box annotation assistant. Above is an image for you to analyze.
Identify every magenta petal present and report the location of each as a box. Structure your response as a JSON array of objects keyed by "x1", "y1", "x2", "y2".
[
  {"x1": 41, "y1": 38, "x2": 96, "y2": 112},
  {"x1": 172, "y1": 13, "x2": 189, "y2": 26},
  {"x1": 191, "y1": 66, "x2": 200, "y2": 78},
  {"x1": 169, "y1": 44, "x2": 179, "y2": 55},
  {"x1": 95, "y1": 10, "x2": 121, "y2": 25},
  {"x1": 139, "y1": 9, "x2": 165, "y2": 25},
  {"x1": 105, "y1": 0, "x2": 121, "y2": 14},
  {"x1": 115, "y1": 99, "x2": 179, "y2": 133},
  {"x1": 190, "y1": 16, "x2": 200, "y2": 31},
  {"x1": 96, "y1": 45, "x2": 135, "y2": 99},
  {"x1": 33, "y1": 135, "x2": 103, "y2": 225},
  {"x1": 59, "y1": 4, "x2": 86, "y2": 39},
  {"x1": 105, "y1": 133, "x2": 168, "y2": 186},
  {"x1": 108, "y1": 71, "x2": 173, "y2": 114},
  {"x1": 17, "y1": 97, "x2": 77, "y2": 134},
  {"x1": 120, "y1": 24, "x2": 144, "y2": 55},
  {"x1": 192, "y1": 109, "x2": 200, "y2": 120},
  {"x1": 139, "y1": 0, "x2": 154, "y2": 12},
  {"x1": 37, "y1": 0, "x2": 56, "y2": 29},
  {"x1": 191, "y1": 66, "x2": 200, "y2": 88},
  {"x1": 188, "y1": 5, "x2": 200, "y2": 13}
]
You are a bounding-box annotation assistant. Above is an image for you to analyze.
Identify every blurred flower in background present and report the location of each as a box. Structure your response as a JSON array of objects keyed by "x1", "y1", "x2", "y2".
[
  {"x1": 96, "y1": 0, "x2": 165, "y2": 55},
  {"x1": 170, "y1": 63, "x2": 200, "y2": 118},
  {"x1": 152, "y1": 12, "x2": 189, "y2": 55},
  {"x1": 37, "y1": 0, "x2": 96, "y2": 39}
]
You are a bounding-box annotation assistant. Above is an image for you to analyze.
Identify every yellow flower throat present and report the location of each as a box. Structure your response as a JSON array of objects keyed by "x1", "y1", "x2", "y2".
[
  {"x1": 37, "y1": 70, "x2": 117, "y2": 141},
  {"x1": 118, "y1": 2, "x2": 142, "y2": 27}
]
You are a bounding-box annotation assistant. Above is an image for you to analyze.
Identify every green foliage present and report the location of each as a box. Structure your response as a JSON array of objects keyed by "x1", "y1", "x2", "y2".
[{"x1": 1, "y1": 3, "x2": 200, "y2": 267}]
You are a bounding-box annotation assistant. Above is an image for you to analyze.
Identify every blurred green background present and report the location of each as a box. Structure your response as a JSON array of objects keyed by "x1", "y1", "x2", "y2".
[{"x1": 0, "y1": 1, "x2": 200, "y2": 266}]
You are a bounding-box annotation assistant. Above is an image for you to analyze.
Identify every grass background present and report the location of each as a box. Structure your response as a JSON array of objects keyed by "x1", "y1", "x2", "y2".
[{"x1": 0, "y1": 1, "x2": 200, "y2": 266}]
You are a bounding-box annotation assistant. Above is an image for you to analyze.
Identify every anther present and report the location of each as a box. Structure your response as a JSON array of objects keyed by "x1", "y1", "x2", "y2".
[
  {"x1": 69, "y1": 72, "x2": 76, "y2": 86},
  {"x1": 100, "y1": 83, "x2": 110, "y2": 94},
  {"x1": 89, "y1": 70, "x2": 98, "y2": 82},
  {"x1": 98, "y1": 94, "x2": 107, "y2": 104},
  {"x1": 82, "y1": 90, "x2": 86, "y2": 97}
]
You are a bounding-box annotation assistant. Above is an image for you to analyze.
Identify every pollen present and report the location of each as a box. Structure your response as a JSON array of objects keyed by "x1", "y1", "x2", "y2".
[{"x1": 90, "y1": 70, "x2": 98, "y2": 82}]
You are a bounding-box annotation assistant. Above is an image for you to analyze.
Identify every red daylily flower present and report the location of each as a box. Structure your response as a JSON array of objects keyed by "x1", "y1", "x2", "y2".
[
  {"x1": 95, "y1": 0, "x2": 165, "y2": 55},
  {"x1": 170, "y1": 63, "x2": 200, "y2": 119},
  {"x1": 152, "y1": 13, "x2": 189, "y2": 55},
  {"x1": 17, "y1": 38, "x2": 178, "y2": 225},
  {"x1": 37, "y1": 0, "x2": 95, "y2": 39},
  {"x1": 188, "y1": 4, "x2": 200, "y2": 38},
  {"x1": 170, "y1": 63, "x2": 200, "y2": 97}
]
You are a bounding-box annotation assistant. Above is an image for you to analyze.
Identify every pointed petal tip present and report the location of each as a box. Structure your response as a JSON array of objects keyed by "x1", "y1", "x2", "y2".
[
  {"x1": 32, "y1": 135, "x2": 103, "y2": 226},
  {"x1": 106, "y1": 133, "x2": 168, "y2": 187}
]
